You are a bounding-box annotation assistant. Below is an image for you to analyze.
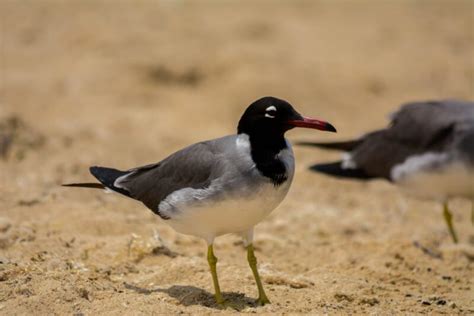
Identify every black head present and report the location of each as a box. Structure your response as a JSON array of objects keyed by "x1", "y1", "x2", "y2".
[
  {"x1": 237, "y1": 96, "x2": 336, "y2": 186},
  {"x1": 237, "y1": 96, "x2": 336, "y2": 138}
]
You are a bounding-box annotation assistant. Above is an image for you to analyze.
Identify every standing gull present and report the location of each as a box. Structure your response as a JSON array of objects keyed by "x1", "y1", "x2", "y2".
[
  {"x1": 299, "y1": 100, "x2": 474, "y2": 243},
  {"x1": 63, "y1": 96, "x2": 336, "y2": 306}
]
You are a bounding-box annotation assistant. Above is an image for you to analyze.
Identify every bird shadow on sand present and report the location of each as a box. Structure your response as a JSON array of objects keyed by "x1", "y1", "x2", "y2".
[{"x1": 123, "y1": 282, "x2": 258, "y2": 311}]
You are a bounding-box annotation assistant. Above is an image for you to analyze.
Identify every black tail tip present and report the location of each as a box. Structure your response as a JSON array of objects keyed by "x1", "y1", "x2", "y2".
[
  {"x1": 61, "y1": 182, "x2": 105, "y2": 189},
  {"x1": 88, "y1": 165, "x2": 129, "y2": 190},
  {"x1": 309, "y1": 163, "x2": 339, "y2": 173},
  {"x1": 295, "y1": 141, "x2": 320, "y2": 147},
  {"x1": 309, "y1": 161, "x2": 374, "y2": 180},
  {"x1": 89, "y1": 166, "x2": 100, "y2": 175}
]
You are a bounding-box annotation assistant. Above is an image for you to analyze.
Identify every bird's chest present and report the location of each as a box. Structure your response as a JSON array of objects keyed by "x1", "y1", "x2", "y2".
[{"x1": 169, "y1": 176, "x2": 292, "y2": 239}]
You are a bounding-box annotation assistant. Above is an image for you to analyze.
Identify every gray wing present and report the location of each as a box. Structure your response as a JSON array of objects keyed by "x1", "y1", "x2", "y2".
[
  {"x1": 115, "y1": 140, "x2": 227, "y2": 216},
  {"x1": 350, "y1": 100, "x2": 474, "y2": 179},
  {"x1": 387, "y1": 100, "x2": 474, "y2": 147}
]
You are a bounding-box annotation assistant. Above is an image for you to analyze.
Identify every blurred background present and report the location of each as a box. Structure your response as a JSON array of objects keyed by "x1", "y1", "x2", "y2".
[{"x1": 0, "y1": 1, "x2": 473, "y2": 314}]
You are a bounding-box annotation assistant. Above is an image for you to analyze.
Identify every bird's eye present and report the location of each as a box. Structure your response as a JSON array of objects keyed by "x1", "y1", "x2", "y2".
[{"x1": 265, "y1": 106, "x2": 277, "y2": 118}]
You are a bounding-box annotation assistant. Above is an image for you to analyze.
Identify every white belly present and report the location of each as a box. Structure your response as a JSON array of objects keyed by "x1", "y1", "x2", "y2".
[
  {"x1": 167, "y1": 180, "x2": 291, "y2": 241},
  {"x1": 395, "y1": 162, "x2": 474, "y2": 201}
]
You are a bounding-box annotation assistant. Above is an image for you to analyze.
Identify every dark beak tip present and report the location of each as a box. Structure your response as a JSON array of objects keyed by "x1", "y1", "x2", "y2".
[{"x1": 326, "y1": 123, "x2": 337, "y2": 133}]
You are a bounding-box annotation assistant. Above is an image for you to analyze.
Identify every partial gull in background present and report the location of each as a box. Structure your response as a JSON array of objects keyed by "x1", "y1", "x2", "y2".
[{"x1": 299, "y1": 100, "x2": 474, "y2": 243}]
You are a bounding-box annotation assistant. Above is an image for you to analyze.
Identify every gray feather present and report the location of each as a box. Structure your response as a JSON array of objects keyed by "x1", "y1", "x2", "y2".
[
  {"x1": 118, "y1": 143, "x2": 218, "y2": 210},
  {"x1": 113, "y1": 135, "x2": 252, "y2": 218},
  {"x1": 351, "y1": 100, "x2": 474, "y2": 179},
  {"x1": 309, "y1": 100, "x2": 474, "y2": 181}
]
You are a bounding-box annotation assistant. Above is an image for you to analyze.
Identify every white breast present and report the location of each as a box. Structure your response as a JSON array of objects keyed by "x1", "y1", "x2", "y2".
[{"x1": 391, "y1": 152, "x2": 474, "y2": 201}]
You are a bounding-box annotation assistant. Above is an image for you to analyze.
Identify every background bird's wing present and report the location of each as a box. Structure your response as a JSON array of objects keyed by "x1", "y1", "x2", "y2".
[
  {"x1": 310, "y1": 100, "x2": 474, "y2": 180},
  {"x1": 307, "y1": 130, "x2": 414, "y2": 180},
  {"x1": 387, "y1": 100, "x2": 474, "y2": 149}
]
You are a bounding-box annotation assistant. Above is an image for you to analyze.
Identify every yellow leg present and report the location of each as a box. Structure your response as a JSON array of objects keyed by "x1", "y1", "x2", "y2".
[
  {"x1": 443, "y1": 202, "x2": 458, "y2": 243},
  {"x1": 247, "y1": 244, "x2": 270, "y2": 305},
  {"x1": 207, "y1": 244, "x2": 224, "y2": 304},
  {"x1": 471, "y1": 200, "x2": 473, "y2": 226}
]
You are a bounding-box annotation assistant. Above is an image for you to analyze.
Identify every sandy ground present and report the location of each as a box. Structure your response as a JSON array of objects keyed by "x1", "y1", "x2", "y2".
[{"x1": 1, "y1": 0, "x2": 473, "y2": 314}]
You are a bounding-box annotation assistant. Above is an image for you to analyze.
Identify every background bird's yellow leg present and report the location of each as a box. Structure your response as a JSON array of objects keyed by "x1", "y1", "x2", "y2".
[
  {"x1": 207, "y1": 244, "x2": 224, "y2": 304},
  {"x1": 471, "y1": 200, "x2": 473, "y2": 225},
  {"x1": 443, "y1": 202, "x2": 458, "y2": 243},
  {"x1": 247, "y1": 244, "x2": 270, "y2": 305}
]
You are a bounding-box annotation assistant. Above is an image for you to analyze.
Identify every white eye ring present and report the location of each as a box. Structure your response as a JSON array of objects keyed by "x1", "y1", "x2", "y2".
[{"x1": 265, "y1": 105, "x2": 277, "y2": 118}]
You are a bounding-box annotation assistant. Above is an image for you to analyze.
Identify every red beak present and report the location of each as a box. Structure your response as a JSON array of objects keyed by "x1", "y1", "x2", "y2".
[{"x1": 288, "y1": 116, "x2": 337, "y2": 132}]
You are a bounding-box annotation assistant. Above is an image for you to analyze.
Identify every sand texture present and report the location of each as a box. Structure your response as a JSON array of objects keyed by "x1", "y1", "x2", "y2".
[{"x1": 1, "y1": 1, "x2": 473, "y2": 314}]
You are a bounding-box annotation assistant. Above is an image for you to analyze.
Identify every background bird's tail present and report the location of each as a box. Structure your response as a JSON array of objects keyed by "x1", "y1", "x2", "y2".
[
  {"x1": 309, "y1": 161, "x2": 374, "y2": 180},
  {"x1": 296, "y1": 139, "x2": 361, "y2": 151}
]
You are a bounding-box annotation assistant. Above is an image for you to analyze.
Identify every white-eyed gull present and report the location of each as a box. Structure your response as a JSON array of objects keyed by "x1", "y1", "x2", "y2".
[{"x1": 63, "y1": 96, "x2": 336, "y2": 306}]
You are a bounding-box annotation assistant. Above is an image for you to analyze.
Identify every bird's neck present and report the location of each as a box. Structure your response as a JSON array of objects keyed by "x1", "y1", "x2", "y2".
[{"x1": 244, "y1": 132, "x2": 289, "y2": 186}]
